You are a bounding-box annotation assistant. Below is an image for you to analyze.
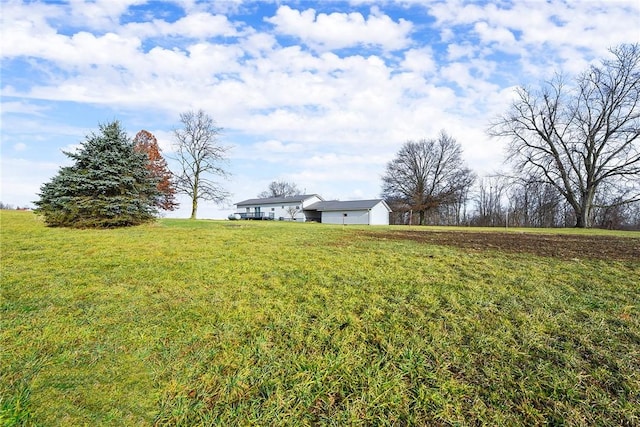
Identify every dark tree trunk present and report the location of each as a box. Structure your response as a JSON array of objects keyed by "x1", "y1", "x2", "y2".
[{"x1": 190, "y1": 197, "x2": 198, "y2": 220}]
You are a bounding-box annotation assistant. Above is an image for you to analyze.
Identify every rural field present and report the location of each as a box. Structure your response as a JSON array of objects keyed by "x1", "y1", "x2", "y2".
[{"x1": 1, "y1": 210, "x2": 639, "y2": 426}]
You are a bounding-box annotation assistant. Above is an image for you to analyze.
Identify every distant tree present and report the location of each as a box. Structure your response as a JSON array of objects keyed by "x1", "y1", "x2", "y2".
[
  {"x1": 502, "y1": 177, "x2": 566, "y2": 228},
  {"x1": 34, "y1": 121, "x2": 160, "y2": 228},
  {"x1": 285, "y1": 205, "x2": 300, "y2": 220},
  {"x1": 258, "y1": 180, "x2": 300, "y2": 198},
  {"x1": 172, "y1": 110, "x2": 230, "y2": 219},
  {"x1": 592, "y1": 183, "x2": 640, "y2": 229},
  {"x1": 473, "y1": 176, "x2": 507, "y2": 227},
  {"x1": 133, "y1": 130, "x2": 178, "y2": 211},
  {"x1": 382, "y1": 131, "x2": 475, "y2": 225},
  {"x1": 489, "y1": 43, "x2": 640, "y2": 228},
  {"x1": 619, "y1": 201, "x2": 640, "y2": 229},
  {"x1": 0, "y1": 202, "x2": 14, "y2": 210}
]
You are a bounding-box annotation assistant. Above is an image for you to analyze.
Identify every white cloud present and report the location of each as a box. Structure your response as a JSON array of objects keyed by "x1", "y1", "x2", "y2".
[
  {"x1": 229, "y1": 140, "x2": 307, "y2": 165},
  {"x1": 61, "y1": 0, "x2": 152, "y2": 31},
  {"x1": 254, "y1": 140, "x2": 305, "y2": 154},
  {"x1": 1, "y1": 17, "x2": 142, "y2": 68},
  {"x1": 122, "y1": 12, "x2": 240, "y2": 40},
  {"x1": 148, "y1": 130, "x2": 176, "y2": 153},
  {"x1": 473, "y1": 21, "x2": 517, "y2": 50},
  {"x1": 266, "y1": 5, "x2": 412, "y2": 51},
  {"x1": 401, "y1": 47, "x2": 437, "y2": 75},
  {"x1": 0, "y1": 101, "x2": 49, "y2": 116},
  {"x1": 428, "y1": 0, "x2": 640, "y2": 80},
  {"x1": 447, "y1": 43, "x2": 475, "y2": 61}
]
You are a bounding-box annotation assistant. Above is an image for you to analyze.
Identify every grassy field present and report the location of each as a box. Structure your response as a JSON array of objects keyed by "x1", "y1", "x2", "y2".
[{"x1": 1, "y1": 210, "x2": 639, "y2": 426}]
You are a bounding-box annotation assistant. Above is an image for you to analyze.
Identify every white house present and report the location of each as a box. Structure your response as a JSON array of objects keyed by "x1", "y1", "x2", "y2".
[
  {"x1": 305, "y1": 199, "x2": 392, "y2": 225},
  {"x1": 234, "y1": 194, "x2": 324, "y2": 221},
  {"x1": 234, "y1": 196, "x2": 391, "y2": 225}
]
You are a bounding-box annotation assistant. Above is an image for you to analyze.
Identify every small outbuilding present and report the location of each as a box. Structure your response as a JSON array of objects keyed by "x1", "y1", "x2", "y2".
[{"x1": 305, "y1": 199, "x2": 392, "y2": 225}]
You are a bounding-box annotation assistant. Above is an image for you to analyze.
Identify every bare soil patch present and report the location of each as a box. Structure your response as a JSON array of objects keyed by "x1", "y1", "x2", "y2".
[{"x1": 367, "y1": 230, "x2": 640, "y2": 261}]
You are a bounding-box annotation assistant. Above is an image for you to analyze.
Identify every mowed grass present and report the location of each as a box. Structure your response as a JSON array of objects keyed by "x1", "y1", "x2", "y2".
[{"x1": 1, "y1": 210, "x2": 639, "y2": 426}]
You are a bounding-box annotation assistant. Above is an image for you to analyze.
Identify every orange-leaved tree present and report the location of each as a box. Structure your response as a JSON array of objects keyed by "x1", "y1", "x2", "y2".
[{"x1": 133, "y1": 130, "x2": 178, "y2": 211}]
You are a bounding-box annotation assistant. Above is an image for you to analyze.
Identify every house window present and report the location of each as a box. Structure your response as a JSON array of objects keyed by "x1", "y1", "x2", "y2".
[
  {"x1": 282, "y1": 206, "x2": 284, "y2": 209},
  {"x1": 296, "y1": 206, "x2": 300, "y2": 209},
  {"x1": 245, "y1": 207, "x2": 250, "y2": 213},
  {"x1": 271, "y1": 208, "x2": 275, "y2": 211}
]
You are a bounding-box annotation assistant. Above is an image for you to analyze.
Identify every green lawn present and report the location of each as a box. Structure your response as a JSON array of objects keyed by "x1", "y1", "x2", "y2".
[{"x1": 1, "y1": 210, "x2": 639, "y2": 426}]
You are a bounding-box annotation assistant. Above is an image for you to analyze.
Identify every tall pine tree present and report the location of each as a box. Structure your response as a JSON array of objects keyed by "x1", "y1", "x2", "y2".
[{"x1": 35, "y1": 121, "x2": 161, "y2": 228}]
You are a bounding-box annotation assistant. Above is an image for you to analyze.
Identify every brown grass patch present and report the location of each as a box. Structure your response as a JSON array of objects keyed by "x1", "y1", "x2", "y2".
[{"x1": 366, "y1": 230, "x2": 640, "y2": 261}]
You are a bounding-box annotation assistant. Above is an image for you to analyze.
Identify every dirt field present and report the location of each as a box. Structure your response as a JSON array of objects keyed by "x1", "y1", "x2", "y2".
[{"x1": 368, "y1": 230, "x2": 640, "y2": 261}]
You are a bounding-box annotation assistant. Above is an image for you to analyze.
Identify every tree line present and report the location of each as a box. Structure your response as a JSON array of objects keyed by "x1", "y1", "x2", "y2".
[
  {"x1": 384, "y1": 44, "x2": 639, "y2": 229},
  {"x1": 31, "y1": 43, "x2": 638, "y2": 229}
]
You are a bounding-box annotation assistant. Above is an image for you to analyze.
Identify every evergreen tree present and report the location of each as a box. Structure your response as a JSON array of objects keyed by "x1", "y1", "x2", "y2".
[{"x1": 34, "y1": 121, "x2": 161, "y2": 228}]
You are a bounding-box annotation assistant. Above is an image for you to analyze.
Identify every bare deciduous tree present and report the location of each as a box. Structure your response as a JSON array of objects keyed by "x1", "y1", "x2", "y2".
[
  {"x1": 473, "y1": 176, "x2": 507, "y2": 227},
  {"x1": 382, "y1": 131, "x2": 475, "y2": 225},
  {"x1": 502, "y1": 177, "x2": 566, "y2": 228},
  {"x1": 285, "y1": 205, "x2": 300, "y2": 220},
  {"x1": 258, "y1": 180, "x2": 300, "y2": 198},
  {"x1": 172, "y1": 110, "x2": 230, "y2": 219},
  {"x1": 489, "y1": 44, "x2": 640, "y2": 228}
]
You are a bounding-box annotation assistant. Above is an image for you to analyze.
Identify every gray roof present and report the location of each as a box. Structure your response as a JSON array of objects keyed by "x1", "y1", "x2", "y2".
[
  {"x1": 306, "y1": 199, "x2": 390, "y2": 212},
  {"x1": 235, "y1": 194, "x2": 322, "y2": 206}
]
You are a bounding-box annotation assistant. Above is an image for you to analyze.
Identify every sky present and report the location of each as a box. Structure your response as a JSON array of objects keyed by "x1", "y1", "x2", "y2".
[{"x1": 1, "y1": 0, "x2": 639, "y2": 219}]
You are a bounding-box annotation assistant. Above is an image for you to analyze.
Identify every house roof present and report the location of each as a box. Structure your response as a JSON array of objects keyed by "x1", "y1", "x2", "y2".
[
  {"x1": 235, "y1": 194, "x2": 322, "y2": 206},
  {"x1": 306, "y1": 199, "x2": 391, "y2": 212}
]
